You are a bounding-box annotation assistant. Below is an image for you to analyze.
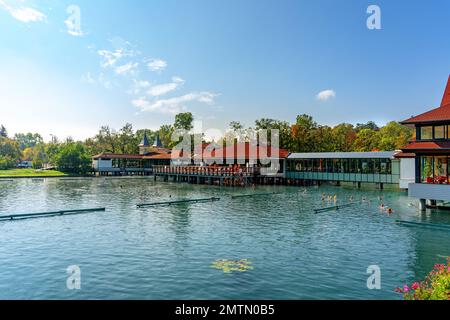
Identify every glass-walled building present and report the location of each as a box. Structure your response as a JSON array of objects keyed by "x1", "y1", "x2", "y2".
[
  {"x1": 286, "y1": 152, "x2": 400, "y2": 184},
  {"x1": 401, "y1": 76, "x2": 450, "y2": 207}
]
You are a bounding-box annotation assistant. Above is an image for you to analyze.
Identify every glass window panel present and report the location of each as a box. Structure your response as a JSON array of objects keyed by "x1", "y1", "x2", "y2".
[
  {"x1": 434, "y1": 126, "x2": 445, "y2": 139},
  {"x1": 421, "y1": 157, "x2": 434, "y2": 183},
  {"x1": 420, "y1": 126, "x2": 433, "y2": 140}
]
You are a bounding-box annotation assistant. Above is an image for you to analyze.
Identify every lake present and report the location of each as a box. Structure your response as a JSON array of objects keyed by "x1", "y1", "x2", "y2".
[{"x1": 0, "y1": 178, "x2": 449, "y2": 299}]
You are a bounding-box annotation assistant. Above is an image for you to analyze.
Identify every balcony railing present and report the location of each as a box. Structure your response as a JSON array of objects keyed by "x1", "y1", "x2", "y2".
[{"x1": 153, "y1": 165, "x2": 258, "y2": 177}]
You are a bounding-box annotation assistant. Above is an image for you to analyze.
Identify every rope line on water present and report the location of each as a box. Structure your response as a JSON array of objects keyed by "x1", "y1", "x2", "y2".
[
  {"x1": 0, "y1": 208, "x2": 106, "y2": 222},
  {"x1": 137, "y1": 197, "x2": 221, "y2": 208}
]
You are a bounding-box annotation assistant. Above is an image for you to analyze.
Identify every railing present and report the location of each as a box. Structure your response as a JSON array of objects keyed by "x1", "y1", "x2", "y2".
[{"x1": 153, "y1": 165, "x2": 259, "y2": 177}]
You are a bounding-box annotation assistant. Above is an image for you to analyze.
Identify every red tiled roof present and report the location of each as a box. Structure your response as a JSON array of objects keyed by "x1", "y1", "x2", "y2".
[
  {"x1": 93, "y1": 150, "x2": 173, "y2": 160},
  {"x1": 441, "y1": 75, "x2": 450, "y2": 107},
  {"x1": 402, "y1": 76, "x2": 450, "y2": 124},
  {"x1": 93, "y1": 143, "x2": 289, "y2": 161},
  {"x1": 394, "y1": 152, "x2": 416, "y2": 158},
  {"x1": 402, "y1": 141, "x2": 450, "y2": 151},
  {"x1": 93, "y1": 153, "x2": 144, "y2": 160}
]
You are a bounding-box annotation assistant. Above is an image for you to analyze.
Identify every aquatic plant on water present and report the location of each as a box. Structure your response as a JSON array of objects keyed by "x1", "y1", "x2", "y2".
[
  {"x1": 212, "y1": 259, "x2": 254, "y2": 273},
  {"x1": 395, "y1": 258, "x2": 450, "y2": 300}
]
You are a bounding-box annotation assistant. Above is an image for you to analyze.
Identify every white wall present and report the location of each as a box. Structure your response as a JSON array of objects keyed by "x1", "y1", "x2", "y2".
[
  {"x1": 409, "y1": 183, "x2": 450, "y2": 201},
  {"x1": 399, "y1": 158, "x2": 415, "y2": 189},
  {"x1": 93, "y1": 159, "x2": 113, "y2": 170}
]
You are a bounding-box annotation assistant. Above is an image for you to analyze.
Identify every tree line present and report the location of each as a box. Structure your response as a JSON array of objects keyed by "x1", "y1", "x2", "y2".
[{"x1": 0, "y1": 112, "x2": 413, "y2": 173}]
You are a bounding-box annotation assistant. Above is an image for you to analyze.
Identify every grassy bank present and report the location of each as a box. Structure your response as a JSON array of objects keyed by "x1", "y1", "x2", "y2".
[{"x1": 0, "y1": 169, "x2": 68, "y2": 178}]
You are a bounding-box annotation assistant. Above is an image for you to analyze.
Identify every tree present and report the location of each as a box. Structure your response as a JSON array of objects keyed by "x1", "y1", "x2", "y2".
[
  {"x1": 255, "y1": 118, "x2": 292, "y2": 150},
  {"x1": 158, "y1": 125, "x2": 175, "y2": 148},
  {"x1": 55, "y1": 142, "x2": 91, "y2": 174},
  {"x1": 0, "y1": 156, "x2": 15, "y2": 170},
  {"x1": 14, "y1": 133, "x2": 43, "y2": 150},
  {"x1": 0, "y1": 125, "x2": 7, "y2": 138},
  {"x1": 174, "y1": 112, "x2": 194, "y2": 132},
  {"x1": 291, "y1": 114, "x2": 318, "y2": 152},
  {"x1": 0, "y1": 137, "x2": 20, "y2": 159},
  {"x1": 378, "y1": 121, "x2": 413, "y2": 150},
  {"x1": 94, "y1": 126, "x2": 118, "y2": 153},
  {"x1": 355, "y1": 121, "x2": 379, "y2": 132},
  {"x1": 117, "y1": 123, "x2": 137, "y2": 154},
  {"x1": 0, "y1": 136, "x2": 20, "y2": 169},
  {"x1": 353, "y1": 129, "x2": 379, "y2": 151},
  {"x1": 331, "y1": 123, "x2": 357, "y2": 152},
  {"x1": 229, "y1": 121, "x2": 244, "y2": 132}
]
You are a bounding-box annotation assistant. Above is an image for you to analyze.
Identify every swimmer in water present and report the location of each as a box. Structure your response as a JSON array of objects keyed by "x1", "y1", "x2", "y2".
[
  {"x1": 349, "y1": 196, "x2": 354, "y2": 202},
  {"x1": 322, "y1": 193, "x2": 326, "y2": 201},
  {"x1": 386, "y1": 208, "x2": 394, "y2": 214},
  {"x1": 379, "y1": 203, "x2": 385, "y2": 210},
  {"x1": 333, "y1": 195, "x2": 337, "y2": 203}
]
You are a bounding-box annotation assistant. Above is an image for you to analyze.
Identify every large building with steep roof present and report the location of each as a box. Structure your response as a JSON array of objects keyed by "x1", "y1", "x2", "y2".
[{"x1": 400, "y1": 76, "x2": 450, "y2": 208}]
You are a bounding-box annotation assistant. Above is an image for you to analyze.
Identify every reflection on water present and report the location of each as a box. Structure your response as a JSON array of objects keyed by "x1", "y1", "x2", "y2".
[{"x1": 0, "y1": 178, "x2": 449, "y2": 300}]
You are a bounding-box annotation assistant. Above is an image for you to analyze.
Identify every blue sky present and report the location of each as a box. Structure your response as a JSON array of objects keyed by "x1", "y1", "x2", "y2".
[{"x1": 1, "y1": 0, "x2": 449, "y2": 141}]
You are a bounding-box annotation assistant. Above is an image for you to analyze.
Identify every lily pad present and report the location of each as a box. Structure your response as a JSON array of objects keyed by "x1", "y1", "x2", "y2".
[{"x1": 212, "y1": 259, "x2": 254, "y2": 273}]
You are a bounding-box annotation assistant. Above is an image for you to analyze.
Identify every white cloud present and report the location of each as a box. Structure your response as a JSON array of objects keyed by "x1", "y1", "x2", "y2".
[
  {"x1": 128, "y1": 79, "x2": 151, "y2": 95},
  {"x1": 0, "y1": 1, "x2": 46, "y2": 23},
  {"x1": 316, "y1": 89, "x2": 336, "y2": 101},
  {"x1": 147, "y1": 58, "x2": 167, "y2": 72},
  {"x1": 98, "y1": 49, "x2": 136, "y2": 68},
  {"x1": 132, "y1": 91, "x2": 218, "y2": 114},
  {"x1": 147, "y1": 76, "x2": 185, "y2": 97},
  {"x1": 115, "y1": 62, "x2": 139, "y2": 75}
]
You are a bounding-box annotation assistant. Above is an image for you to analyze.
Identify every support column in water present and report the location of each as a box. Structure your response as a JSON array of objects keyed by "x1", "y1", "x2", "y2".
[{"x1": 419, "y1": 199, "x2": 426, "y2": 211}]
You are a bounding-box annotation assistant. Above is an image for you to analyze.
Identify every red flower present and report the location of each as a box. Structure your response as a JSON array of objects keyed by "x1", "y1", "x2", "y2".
[{"x1": 412, "y1": 282, "x2": 420, "y2": 290}]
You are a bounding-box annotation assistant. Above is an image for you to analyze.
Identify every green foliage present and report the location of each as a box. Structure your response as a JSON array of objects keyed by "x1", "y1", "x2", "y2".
[
  {"x1": 0, "y1": 136, "x2": 21, "y2": 159},
  {"x1": 378, "y1": 121, "x2": 413, "y2": 151},
  {"x1": 174, "y1": 112, "x2": 194, "y2": 131},
  {"x1": 355, "y1": 121, "x2": 379, "y2": 132},
  {"x1": 353, "y1": 128, "x2": 379, "y2": 152},
  {"x1": 396, "y1": 258, "x2": 450, "y2": 300},
  {"x1": 255, "y1": 118, "x2": 293, "y2": 150},
  {"x1": 0, "y1": 156, "x2": 16, "y2": 170},
  {"x1": 55, "y1": 142, "x2": 91, "y2": 174},
  {"x1": 13, "y1": 133, "x2": 43, "y2": 150},
  {"x1": 158, "y1": 124, "x2": 176, "y2": 148}
]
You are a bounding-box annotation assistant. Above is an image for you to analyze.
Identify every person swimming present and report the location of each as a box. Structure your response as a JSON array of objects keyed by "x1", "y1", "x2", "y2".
[
  {"x1": 386, "y1": 208, "x2": 394, "y2": 214},
  {"x1": 379, "y1": 203, "x2": 385, "y2": 210}
]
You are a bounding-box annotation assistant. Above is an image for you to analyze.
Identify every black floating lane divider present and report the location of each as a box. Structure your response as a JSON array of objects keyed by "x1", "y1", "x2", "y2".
[
  {"x1": 314, "y1": 202, "x2": 357, "y2": 214},
  {"x1": 137, "y1": 197, "x2": 221, "y2": 208},
  {"x1": 0, "y1": 208, "x2": 106, "y2": 222},
  {"x1": 395, "y1": 220, "x2": 450, "y2": 231},
  {"x1": 231, "y1": 192, "x2": 279, "y2": 199}
]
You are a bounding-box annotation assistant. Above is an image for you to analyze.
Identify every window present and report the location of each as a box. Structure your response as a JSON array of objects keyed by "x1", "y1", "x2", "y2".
[
  {"x1": 434, "y1": 126, "x2": 446, "y2": 139},
  {"x1": 420, "y1": 126, "x2": 433, "y2": 140},
  {"x1": 420, "y1": 156, "x2": 449, "y2": 184}
]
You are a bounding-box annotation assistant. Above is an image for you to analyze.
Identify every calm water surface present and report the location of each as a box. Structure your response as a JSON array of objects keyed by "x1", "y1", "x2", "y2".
[{"x1": 0, "y1": 178, "x2": 449, "y2": 300}]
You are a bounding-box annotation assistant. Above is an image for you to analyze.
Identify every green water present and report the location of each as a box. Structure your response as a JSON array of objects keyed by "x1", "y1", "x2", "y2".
[{"x1": 0, "y1": 178, "x2": 449, "y2": 299}]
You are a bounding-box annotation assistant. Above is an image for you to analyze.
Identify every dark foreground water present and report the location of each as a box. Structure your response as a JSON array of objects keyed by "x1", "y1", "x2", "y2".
[{"x1": 0, "y1": 178, "x2": 449, "y2": 300}]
